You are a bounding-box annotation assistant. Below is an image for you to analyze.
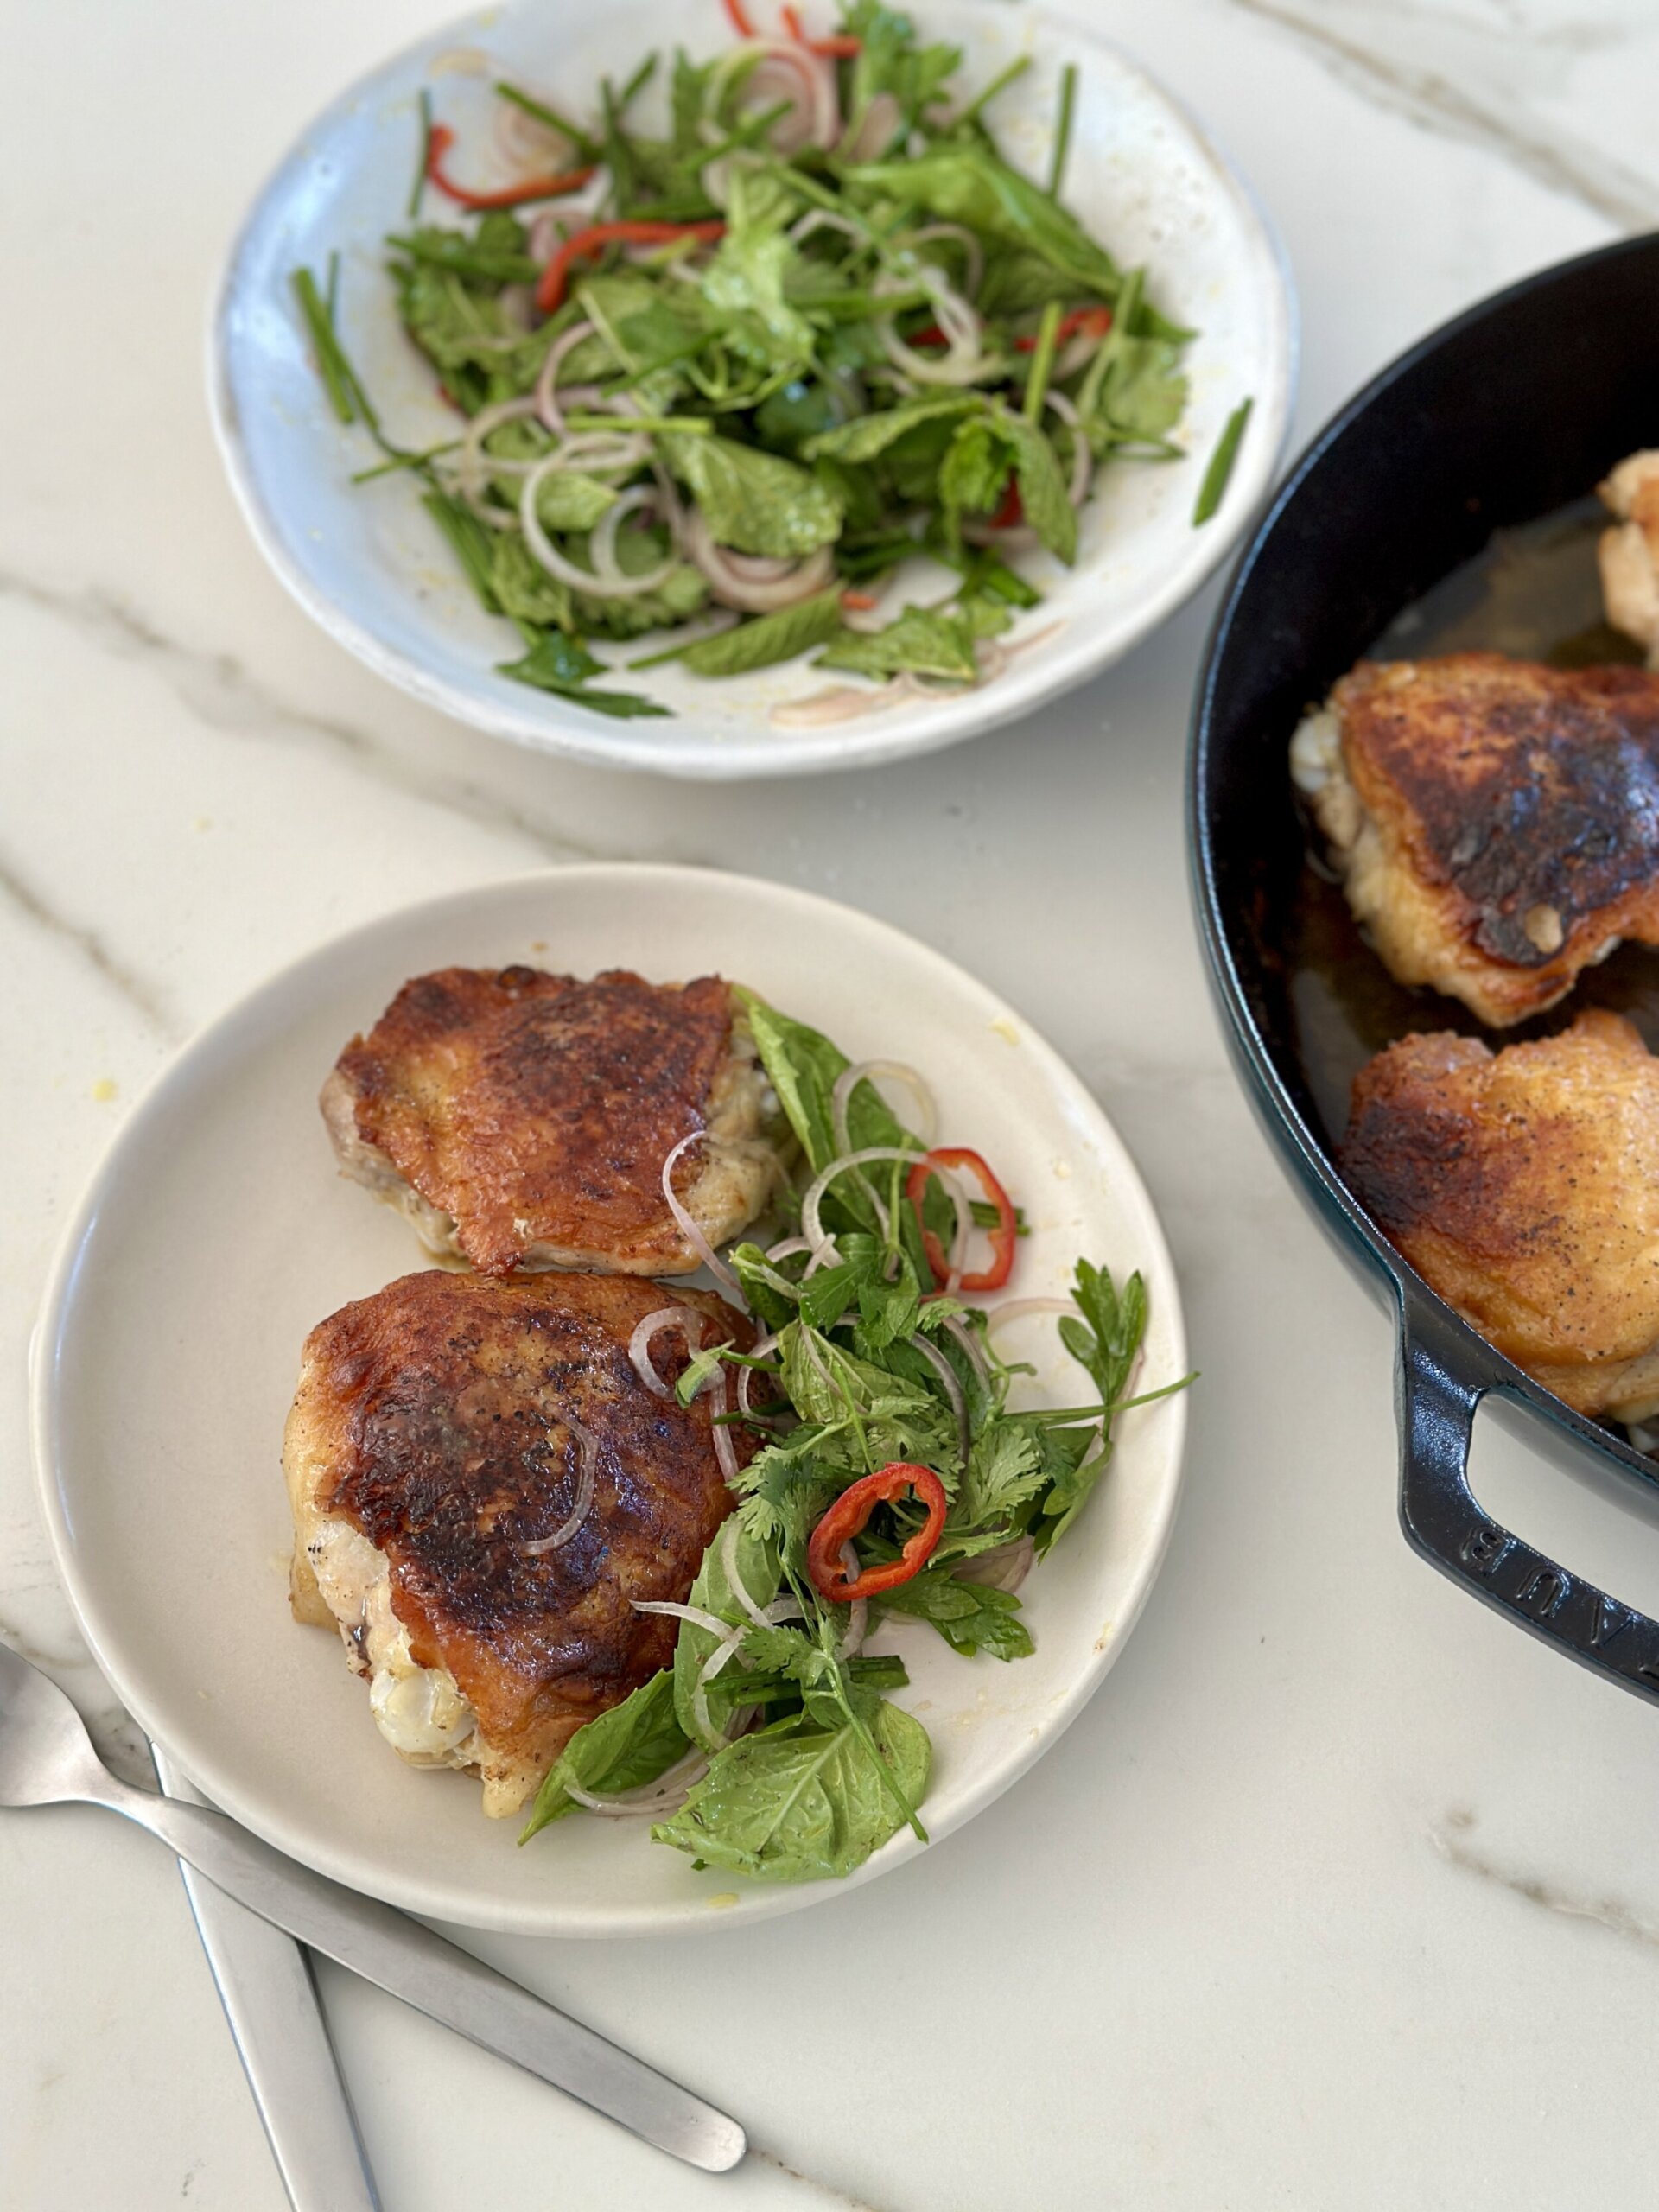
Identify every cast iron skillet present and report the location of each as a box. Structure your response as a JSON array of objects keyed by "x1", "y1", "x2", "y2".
[{"x1": 1190, "y1": 232, "x2": 1659, "y2": 1706}]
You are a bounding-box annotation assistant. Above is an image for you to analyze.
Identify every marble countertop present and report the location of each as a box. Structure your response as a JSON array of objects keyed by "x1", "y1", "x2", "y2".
[{"x1": 7, "y1": 1, "x2": 1659, "y2": 2205}]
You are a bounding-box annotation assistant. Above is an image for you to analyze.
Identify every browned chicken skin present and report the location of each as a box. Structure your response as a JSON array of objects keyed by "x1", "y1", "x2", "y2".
[
  {"x1": 1291, "y1": 653, "x2": 1659, "y2": 1027},
  {"x1": 283, "y1": 1270, "x2": 754, "y2": 1815},
  {"x1": 321, "y1": 966, "x2": 772, "y2": 1277},
  {"x1": 1341, "y1": 1010, "x2": 1659, "y2": 1420}
]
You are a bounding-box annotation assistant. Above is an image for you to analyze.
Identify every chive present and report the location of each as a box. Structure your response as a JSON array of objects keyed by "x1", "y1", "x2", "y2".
[
  {"x1": 324, "y1": 249, "x2": 340, "y2": 321},
  {"x1": 954, "y1": 53, "x2": 1032, "y2": 128},
  {"x1": 421, "y1": 490, "x2": 502, "y2": 610},
  {"x1": 628, "y1": 637, "x2": 697, "y2": 670},
  {"x1": 1047, "y1": 61, "x2": 1077, "y2": 196},
  {"x1": 351, "y1": 439, "x2": 461, "y2": 484},
  {"x1": 407, "y1": 88, "x2": 433, "y2": 219},
  {"x1": 1192, "y1": 397, "x2": 1253, "y2": 525},
  {"x1": 494, "y1": 81, "x2": 600, "y2": 164},
  {"x1": 696, "y1": 99, "x2": 793, "y2": 169},
  {"x1": 289, "y1": 267, "x2": 357, "y2": 423},
  {"x1": 620, "y1": 51, "x2": 658, "y2": 108},
  {"x1": 563, "y1": 412, "x2": 712, "y2": 435},
  {"x1": 385, "y1": 232, "x2": 541, "y2": 283},
  {"x1": 1022, "y1": 298, "x2": 1063, "y2": 424},
  {"x1": 600, "y1": 76, "x2": 637, "y2": 211}
]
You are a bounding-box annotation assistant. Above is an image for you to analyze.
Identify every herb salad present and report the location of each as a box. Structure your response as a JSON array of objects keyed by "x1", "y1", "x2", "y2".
[
  {"x1": 518, "y1": 995, "x2": 1193, "y2": 1885},
  {"x1": 290, "y1": 1, "x2": 1219, "y2": 725}
]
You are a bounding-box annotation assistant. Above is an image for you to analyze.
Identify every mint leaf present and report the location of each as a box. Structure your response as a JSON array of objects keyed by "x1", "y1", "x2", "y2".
[
  {"x1": 497, "y1": 634, "x2": 671, "y2": 718},
  {"x1": 817, "y1": 604, "x2": 980, "y2": 683},
  {"x1": 660, "y1": 433, "x2": 842, "y2": 556},
  {"x1": 996, "y1": 408, "x2": 1077, "y2": 563},
  {"x1": 804, "y1": 391, "x2": 982, "y2": 465},
  {"x1": 849, "y1": 143, "x2": 1120, "y2": 298},
  {"x1": 675, "y1": 586, "x2": 844, "y2": 677}
]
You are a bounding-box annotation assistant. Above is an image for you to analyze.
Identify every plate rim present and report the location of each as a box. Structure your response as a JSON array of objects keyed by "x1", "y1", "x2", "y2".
[
  {"x1": 206, "y1": 0, "x2": 1297, "y2": 781},
  {"x1": 29, "y1": 864, "x2": 1187, "y2": 1935}
]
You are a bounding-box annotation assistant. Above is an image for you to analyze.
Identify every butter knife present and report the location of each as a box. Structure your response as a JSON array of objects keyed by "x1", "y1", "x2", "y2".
[{"x1": 152, "y1": 1744, "x2": 379, "y2": 2212}]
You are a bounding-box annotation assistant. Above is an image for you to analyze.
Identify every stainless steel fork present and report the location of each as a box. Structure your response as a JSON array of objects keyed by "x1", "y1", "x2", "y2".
[{"x1": 0, "y1": 1642, "x2": 745, "y2": 2174}]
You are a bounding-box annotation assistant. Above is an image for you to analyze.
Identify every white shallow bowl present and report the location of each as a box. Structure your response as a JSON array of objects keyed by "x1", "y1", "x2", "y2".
[
  {"x1": 31, "y1": 868, "x2": 1186, "y2": 1936},
  {"x1": 210, "y1": 0, "x2": 1294, "y2": 779}
]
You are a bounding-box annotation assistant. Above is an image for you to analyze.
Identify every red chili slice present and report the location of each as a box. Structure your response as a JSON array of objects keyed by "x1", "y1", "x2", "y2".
[
  {"x1": 779, "y1": 3, "x2": 862, "y2": 54},
  {"x1": 536, "y1": 219, "x2": 726, "y2": 315},
  {"x1": 424, "y1": 122, "x2": 595, "y2": 211},
  {"x1": 1013, "y1": 305, "x2": 1113, "y2": 353},
  {"x1": 989, "y1": 479, "x2": 1024, "y2": 530},
  {"x1": 722, "y1": 0, "x2": 760, "y2": 31},
  {"x1": 906, "y1": 1146, "x2": 1018, "y2": 1293},
  {"x1": 807, "y1": 1463, "x2": 948, "y2": 1601}
]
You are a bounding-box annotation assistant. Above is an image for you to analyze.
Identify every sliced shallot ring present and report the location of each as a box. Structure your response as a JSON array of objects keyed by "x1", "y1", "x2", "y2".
[
  {"x1": 721, "y1": 1517, "x2": 779, "y2": 1632},
  {"x1": 938, "y1": 1310, "x2": 991, "y2": 1392},
  {"x1": 693, "y1": 1626, "x2": 748, "y2": 1746},
  {"x1": 985, "y1": 1296, "x2": 1079, "y2": 1334},
  {"x1": 1043, "y1": 387, "x2": 1094, "y2": 507},
  {"x1": 736, "y1": 1330, "x2": 781, "y2": 1419},
  {"x1": 661, "y1": 1131, "x2": 742, "y2": 1292},
  {"x1": 905, "y1": 221, "x2": 983, "y2": 297},
  {"x1": 632, "y1": 1598, "x2": 733, "y2": 1637},
  {"x1": 709, "y1": 1366, "x2": 741, "y2": 1486},
  {"x1": 684, "y1": 509, "x2": 836, "y2": 612},
  {"x1": 523, "y1": 1417, "x2": 601, "y2": 1554},
  {"x1": 712, "y1": 40, "x2": 839, "y2": 154},
  {"x1": 789, "y1": 207, "x2": 868, "y2": 249},
  {"x1": 801, "y1": 1145, "x2": 967, "y2": 1258},
  {"x1": 768, "y1": 681, "x2": 910, "y2": 729},
  {"x1": 840, "y1": 1542, "x2": 868, "y2": 1656},
  {"x1": 907, "y1": 1329, "x2": 969, "y2": 1463},
  {"x1": 590, "y1": 485, "x2": 677, "y2": 592},
  {"x1": 563, "y1": 1743, "x2": 712, "y2": 1818},
  {"x1": 830, "y1": 1059, "x2": 938, "y2": 1158},
  {"x1": 954, "y1": 1534, "x2": 1034, "y2": 1595},
  {"x1": 840, "y1": 89, "x2": 902, "y2": 163},
  {"x1": 456, "y1": 393, "x2": 545, "y2": 517},
  {"x1": 627, "y1": 1305, "x2": 707, "y2": 1399},
  {"x1": 519, "y1": 455, "x2": 664, "y2": 597},
  {"x1": 535, "y1": 320, "x2": 601, "y2": 432}
]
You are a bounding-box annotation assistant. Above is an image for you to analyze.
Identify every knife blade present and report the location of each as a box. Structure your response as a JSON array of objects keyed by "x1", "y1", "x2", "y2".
[
  {"x1": 104, "y1": 1763, "x2": 747, "y2": 2174},
  {"x1": 152, "y1": 1744, "x2": 380, "y2": 2212}
]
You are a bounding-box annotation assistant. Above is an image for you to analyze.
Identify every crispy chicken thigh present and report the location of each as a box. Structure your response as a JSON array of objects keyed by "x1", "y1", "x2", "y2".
[
  {"x1": 1291, "y1": 653, "x2": 1659, "y2": 1026},
  {"x1": 284, "y1": 1269, "x2": 753, "y2": 1816},
  {"x1": 1599, "y1": 449, "x2": 1659, "y2": 666},
  {"x1": 322, "y1": 966, "x2": 772, "y2": 1277},
  {"x1": 1340, "y1": 1010, "x2": 1659, "y2": 1421}
]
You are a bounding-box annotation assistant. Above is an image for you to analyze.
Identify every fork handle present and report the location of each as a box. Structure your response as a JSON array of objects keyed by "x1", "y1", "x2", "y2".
[{"x1": 99, "y1": 1779, "x2": 745, "y2": 2174}]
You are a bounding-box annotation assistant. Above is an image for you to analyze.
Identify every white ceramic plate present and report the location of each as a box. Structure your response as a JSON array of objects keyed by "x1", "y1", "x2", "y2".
[
  {"x1": 31, "y1": 868, "x2": 1185, "y2": 1935},
  {"x1": 210, "y1": 0, "x2": 1294, "y2": 779}
]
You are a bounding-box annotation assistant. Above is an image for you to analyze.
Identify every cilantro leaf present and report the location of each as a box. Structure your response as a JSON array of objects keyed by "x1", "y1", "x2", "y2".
[{"x1": 877, "y1": 1568, "x2": 1033, "y2": 1661}]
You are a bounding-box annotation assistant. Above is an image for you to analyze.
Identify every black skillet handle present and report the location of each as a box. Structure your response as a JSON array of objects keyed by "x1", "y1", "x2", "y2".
[{"x1": 1397, "y1": 1287, "x2": 1659, "y2": 1706}]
